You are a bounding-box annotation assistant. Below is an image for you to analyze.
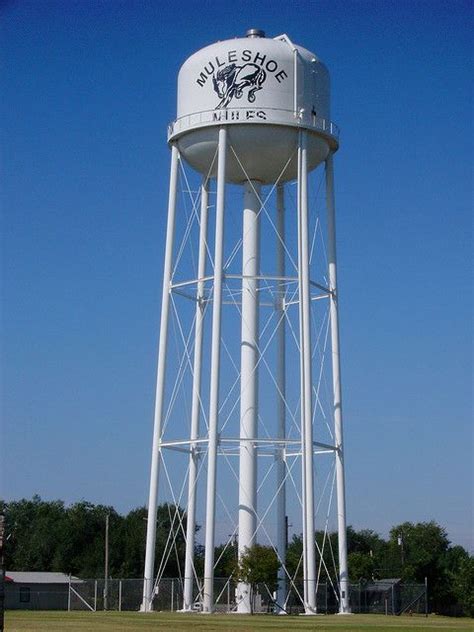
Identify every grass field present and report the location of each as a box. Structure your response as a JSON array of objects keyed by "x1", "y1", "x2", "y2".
[{"x1": 4, "y1": 612, "x2": 473, "y2": 632}]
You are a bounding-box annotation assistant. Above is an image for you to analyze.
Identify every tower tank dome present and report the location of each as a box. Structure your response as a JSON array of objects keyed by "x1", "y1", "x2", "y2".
[{"x1": 168, "y1": 31, "x2": 339, "y2": 184}]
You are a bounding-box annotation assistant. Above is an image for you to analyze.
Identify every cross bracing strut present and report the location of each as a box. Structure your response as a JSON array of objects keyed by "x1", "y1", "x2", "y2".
[{"x1": 144, "y1": 135, "x2": 349, "y2": 616}]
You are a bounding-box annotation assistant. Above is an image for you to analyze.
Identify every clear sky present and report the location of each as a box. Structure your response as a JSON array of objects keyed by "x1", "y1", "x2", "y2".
[{"x1": 1, "y1": 1, "x2": 472, "y2": 552}]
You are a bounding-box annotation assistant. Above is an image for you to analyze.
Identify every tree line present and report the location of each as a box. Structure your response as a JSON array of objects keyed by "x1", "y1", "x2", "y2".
[{"x1": 1, "y1": 496, "x2": 472, "y2": 616}]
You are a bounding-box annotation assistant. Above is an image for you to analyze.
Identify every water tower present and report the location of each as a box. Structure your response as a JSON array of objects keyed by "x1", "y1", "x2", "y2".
[{"x1": 142, "y1": 30, "x2": 350, "y2": 615}]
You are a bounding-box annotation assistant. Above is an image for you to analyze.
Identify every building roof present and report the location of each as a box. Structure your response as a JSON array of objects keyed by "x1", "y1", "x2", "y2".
[
  {"x1": 5, "y1": 571, "x2": 82, "y2": 584},
  {"x1": 365, "y1": 578, "x2": 402, "y2": 591}
]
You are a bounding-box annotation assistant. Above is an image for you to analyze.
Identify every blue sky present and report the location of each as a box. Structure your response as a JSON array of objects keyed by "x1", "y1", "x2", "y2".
[{"x1": 1, "y1": 1, "x2": 472, "y2": 551}]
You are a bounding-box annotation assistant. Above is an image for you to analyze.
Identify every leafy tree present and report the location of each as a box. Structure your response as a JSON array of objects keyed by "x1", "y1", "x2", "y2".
[
  {"x1": 3, "y1": 496, "x2": 66, "y2": 571},
  {"x1": 285, "y1": 533, "x2": 303, "y2": 580},
  {"x1": 3, "y1": 497, "x2": 472, "y2": 617},
  {"x1": 116, "y1": 507, "x2": 147, "y2": 577},
  {"x1": 346, "y1": 526, "x2": 388, "y2": 581},
  {"x1": 193, "y1": 543, "x2": 205, "y2": 577},
  {"x1": 388, "y1": 521, "x2": 450, "y2": 580},
  {"x1": 2, "y1": 497, "x2": 192, "y2": 580},
  {"x1": 213, "y1": 539, "x2": 238, "y2": 578},
  {"x1": 286, "y1": 531, "x2": 340, "y2": 584},
  {"x1": 347, "y1": 526, "x2": 385, "y2": 557},
  {"x1": 153, "y1": 503, "x2": 189, "y2": 578},
  {"x1": 445, "y1": 546, "x2": 474, "y2": 617},
  {"x1": 315, "y1": 530, "x2": 340, "y2": 582},
  {"x1": 114, "y1": 502, "x2": 192, "y2": 578},
  {"x1": 348, "y1": 552, "x2": 375, "y2": 582},
  {"x1": 388, "y1": 521, "x2": 452, "y2": 611},
  {"x1": 55, "y1": 501, "x2": 116, "y2": 577},
  {"x1": 451, "y1": 555, "x2": 474, "y2": 617},
  {"x1": 237, "y1": 544, "x2": 280, "y2": 613}
]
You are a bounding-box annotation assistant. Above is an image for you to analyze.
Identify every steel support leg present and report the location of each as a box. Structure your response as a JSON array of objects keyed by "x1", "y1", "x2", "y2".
[
  {"x1": 325, "y1": 153, "x2": 351, "y2": 614},
  {"x1": 275, "y1": 183, "x2": 287, "y2": 613},
  {"x1": 203, "y1": 127, "x2": 227, "y2": 613},
  {"x1": 142, "y1": 145, "x2": 180, "y2": 612},
  {"x1": 182, "y1": 179, "x2": 209, "y2": 611}
]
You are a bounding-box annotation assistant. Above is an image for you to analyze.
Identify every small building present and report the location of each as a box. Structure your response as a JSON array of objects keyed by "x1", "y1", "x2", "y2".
[
  {"x1": 5, "y1": 571, "x2": 82, "y2": 610},
  {"x1": 360, "y1": 578, "x2": 402, "y2": 614}
]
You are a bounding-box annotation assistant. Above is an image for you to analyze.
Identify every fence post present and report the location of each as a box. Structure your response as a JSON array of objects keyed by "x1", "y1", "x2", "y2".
[
  {"x1": 227, "y1": 580, "x2": 230, "y2": 612},
  {"x1": 68, "y1": 574, "x2": 71, "y2": 612},
  {"x1": 104, "y1": 513, "x2": 109, "y2": 611},
  {"x1": 119, "y1": 580, "x2": 122, "y2": 612},
  {"x1": 94, "y1": 580, "x2": 97, "y2": 612},
  {"x1": 171, "y1": 579, "x2": 174, "y2": 611},
  {"x1": 424, "y1": 577, "x2": 428, "y2": 617}
]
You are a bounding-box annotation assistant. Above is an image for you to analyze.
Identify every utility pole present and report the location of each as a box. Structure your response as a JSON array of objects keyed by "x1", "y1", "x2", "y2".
[
  {"x1": 397, "y1": 532, "x2": 405, "y2": 567},
  {"x1": 104, "y1": 513, "x2": 109, "y2": 611}
]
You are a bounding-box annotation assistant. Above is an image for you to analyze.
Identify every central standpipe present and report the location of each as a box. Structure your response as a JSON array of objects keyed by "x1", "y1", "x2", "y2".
[
  {"x1": 298, "y1": 132, "x2": 317, "y2": 613},
  {"x1": 237, "y1": 182, "x2": 261, "y2": 613}
]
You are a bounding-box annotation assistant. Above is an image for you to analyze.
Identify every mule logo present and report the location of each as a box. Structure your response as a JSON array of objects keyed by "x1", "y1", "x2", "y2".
[{"x1": 212, "y1": 63, "x2": 266, "y2": 109}]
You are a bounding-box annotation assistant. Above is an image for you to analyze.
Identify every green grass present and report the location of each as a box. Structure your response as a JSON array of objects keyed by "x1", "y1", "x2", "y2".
[{"x1": 4, "y1": 612, "x2": 473, "y2": 632}]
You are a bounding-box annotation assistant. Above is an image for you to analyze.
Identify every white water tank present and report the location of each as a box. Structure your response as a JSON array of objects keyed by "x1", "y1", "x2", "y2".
[{"x1": 168, "y1": 30, "x2": 339, "y2": 184}]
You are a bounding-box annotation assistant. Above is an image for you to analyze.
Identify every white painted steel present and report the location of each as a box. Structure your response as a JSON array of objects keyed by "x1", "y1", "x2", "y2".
[
  {"x1": 142, "y1": 145, "x2": 180, "y2": 612},
  {"x1": 203, "y1": 127, "x2": 227, "y2": 613},
  {"x1": 297, "y1": 139, "x2": 308, "y2": 607},
  {"x1": 175, "y1": 125, "x2": 331, "y2": 185},
  {"x1": 236, "y1": 181, "x2": 261, "y2": 613},
  {"x1": 170, "y1": 33, "x2": 336, "y2": 183},
  {"x1": 143, "y1": 31, "x2": 350, "y2": 618},
  {"x1": 176, "y1": 36, "x2": 330, "y2": 122},
  {"x1": 298, "y1": 131, "x2": 317, "y2": 613},
  {"x1": 182, "y1": 180, "x2": 209, "y2": 611},
  {"x1": 275, "y1": 184, "x2": 287, "y2": 613},
  {"x1": 325, "y1": 153, "x2": 351, "y2": 614}
]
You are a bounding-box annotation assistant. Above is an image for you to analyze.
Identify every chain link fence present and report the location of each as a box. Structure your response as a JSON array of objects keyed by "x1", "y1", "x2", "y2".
[
  {"x1": 48, "y1": 577, "x2": 425, "y2": 615},
  {"x1": 349, "y1": 581, "x2": 427, "y2": 616}
]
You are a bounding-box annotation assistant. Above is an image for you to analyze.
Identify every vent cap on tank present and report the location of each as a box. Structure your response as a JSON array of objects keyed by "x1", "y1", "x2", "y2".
[{"x1": 246, "y1": 28, "x2": 265, "y2": 38}]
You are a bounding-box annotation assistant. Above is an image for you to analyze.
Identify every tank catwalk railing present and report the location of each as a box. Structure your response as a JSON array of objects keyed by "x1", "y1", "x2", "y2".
[{"x1": 167, "y1": 108, "x2": 340, "y2": 142}]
